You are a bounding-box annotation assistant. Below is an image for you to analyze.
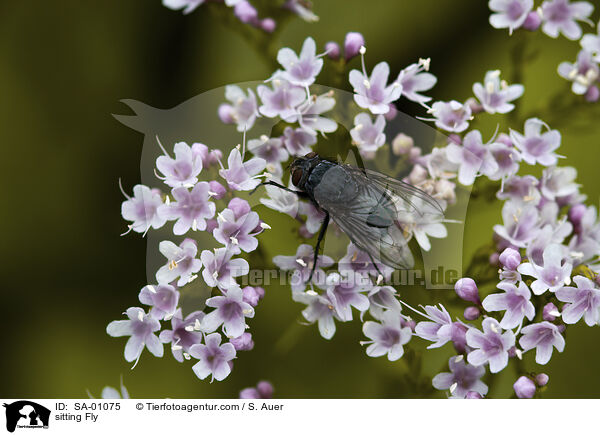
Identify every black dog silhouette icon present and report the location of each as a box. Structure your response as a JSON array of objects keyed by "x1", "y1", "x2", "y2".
[{"x1": 3, "y1": 401, "x2": 50, "y2": 432}]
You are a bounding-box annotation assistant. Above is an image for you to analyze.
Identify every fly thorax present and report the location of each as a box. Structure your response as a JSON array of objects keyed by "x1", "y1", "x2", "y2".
[{"x1": 312, "y1": 164, "x2": 359, "y2": 205}]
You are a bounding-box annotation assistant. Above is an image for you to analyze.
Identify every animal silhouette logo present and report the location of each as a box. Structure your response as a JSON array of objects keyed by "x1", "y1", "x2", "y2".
[{"x1": 3, "y1": 401, "x2": 50, "y2": 432}]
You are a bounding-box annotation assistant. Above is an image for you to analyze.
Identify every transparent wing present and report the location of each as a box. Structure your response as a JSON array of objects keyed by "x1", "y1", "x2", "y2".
[
  {"x1": 344, "y1": 165, "x2": 444, "y2": 221},
  {"x1": 331, "y1": 207, "x2": 415, "y2": 269},
  {"x1": 313, "y1": 164, "x2": 444, "y2": 270}
]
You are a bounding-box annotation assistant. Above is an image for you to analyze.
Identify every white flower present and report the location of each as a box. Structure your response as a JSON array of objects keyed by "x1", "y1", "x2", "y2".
[
  {"x1": 275, "y1": 37, "x2": 324, "y2": 87},
  {"x1": 350, "y1": 112, "x2": 386, "y2": 155},
  {"x1": 397, "y1": 62, "x2": 437, "y2": 103},
  {"x1": 541, "y1": 0, "x2": 594, "y2": 40},
  {"x1": 488, "y1": 0, "x2": 534, "y2": 33},
  {"x1": 223, "y1": 85, "x2": 259, "y2": 132},
  {"x1": 362, "y1": 310, "x2": 412, "y2": 361},
  {"x1": 518, "y1": 244, "x2": 573, "y2": 294},
  {"x1": 259, "y1": 178, "x2": 299, "y2": 216},
  {"x1": 472, "y1": 70, "x2": 524, "y2": 114}
]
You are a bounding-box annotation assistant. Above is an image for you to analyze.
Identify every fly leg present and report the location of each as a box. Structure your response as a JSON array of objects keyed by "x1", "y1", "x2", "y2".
[
  {"x1": 307, "y1": 211, "x2": 330, "y2": 284},
  {"x1": 249, "y1": 181, "x2": 309, "y2": 199},
  {"x1": 367, "y1": 252, "x2": 384, "y2": 280}
]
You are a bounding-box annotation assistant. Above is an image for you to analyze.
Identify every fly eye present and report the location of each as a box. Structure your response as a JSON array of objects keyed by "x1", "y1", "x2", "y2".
[
  {"x1": 304, "y1": 152, "x2": 317, "y2": 159},
  {"x1": 291, "y1": 168, "x2": 303, "y2": 187}
]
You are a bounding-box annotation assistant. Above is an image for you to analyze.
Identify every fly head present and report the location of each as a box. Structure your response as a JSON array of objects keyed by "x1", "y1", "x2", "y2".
[{"x1": 290, "y1": 152, "x2": 319, "y2": 190}]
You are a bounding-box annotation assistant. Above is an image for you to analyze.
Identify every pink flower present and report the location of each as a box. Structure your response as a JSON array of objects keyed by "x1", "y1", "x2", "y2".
[
  {"x1": 276, "y1": 37, "x2": 323, "y2": 87},
  {"x1": 189, "y1": 333, "x2": 236, "y2": 382},
  {"x1": 433, "y1": 356, "x2": 488, "y2": 398},
  {"x1": 556, "y1": 275, "x2": 600, "y2": 325},
  {"x1": 519, "y1": 321, "x2": 565, "y2": 364},
  {"x1": 466, "y1": 318, "x2": 515, "y2": 373},
  {"x1": 349, "y1": 61, "x2": 402, "y2": 114},
  {"x1": 219, "y1": 148, "x2": 266, "y2": 191},
  {"x1": 201, "y1": 287, "x2": 255, "y2": 338},
  {"x1": 482, "y1": 281, "x2": 535, "y2": 329}
]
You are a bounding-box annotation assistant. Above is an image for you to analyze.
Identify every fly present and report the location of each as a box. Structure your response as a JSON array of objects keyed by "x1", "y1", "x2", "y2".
[{"x1": 253, "y1": 152, "x2": 444, "y2": 281}]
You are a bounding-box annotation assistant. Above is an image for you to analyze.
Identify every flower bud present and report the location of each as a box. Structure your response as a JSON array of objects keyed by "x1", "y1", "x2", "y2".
[
  {"x1": 234, "y1": 1, "x2": 258, "y2": 24},
  {"x1": 434, "y1": 179, "x2": 456, "y2": 203},
  {"x1": 239, "y1": 388, "x2": 260, "y2": 399},
  {"x1": 569, "y1": 203, "x2": 586, "y2": 230},
  {"x1": 228, "y1": 197, "x2": 251, "y2": 219},
  {"x1": 408, "y1": 164, "x2": 428, "y2": 185},
  {"x1": 535, "y1": 373, "x2": 549, "y2": 387},
  {"x1": 408, "y1": 146, "x2": 422, "y2": 162},
  {"x1": 465, "y1": 97, "x2": 483, "y2": 114},
  {"x1": 522, "y1": 11, "x2": 542, "y2": 31},
  {"x1": 499, "y1": 247, "x2": 521, "y2": 270},
  {"x1": 243, "y1": 286, "x2": 265, "y2": 307},
  {"x1": 451, "y1": 322, "x2": 468, "y2": 354},
  {"x1": 392, "y1": 133, "x2": 414, "y2": 155},
  {"x1": 585, "y1": 85, "x2": 600, "y2": 103},
  {"x1": 463, "y1": 306, "x2": 481, "y2": 321},
  {"x1": 454, "y1": 278, "x2": 480, "y2": 304},
  {"x1": 230, "y1": 332, "x2": 254, "y2": 351},
  {"x1": 496, "y1": 132, "x2": 513, "y2": 147},
  {"x1": 260, "y1": 18, "x2": 276, "y2": 33},
  {"x1": 400, "y1": 318, "x2": 416, "y2": 331},
  {"x1": 513, "y1": 376, "x2": 536, "y2": 398},
  {"x1": 384, "y1": 103, "x2": 398, "y2": 121},
  {"x1": 205, "y1": 218, "x2": 218, "y2": 233},
  {"x1": 218, "y1": 104, "x2": 235, "y2": 124},
  {"x1": 465, "y1": 391, "x2": 483, "y2": 399},
  {"x1": 344, "y1": 32, "x2": 365, "y2": 60},
  {"x1": 192, "y1": 142, "x2": 209, "y2": 165},
  {"x1": 254, "y1": 286, "x2": 265, "y2": 299},
  {"x1": 542, "y1": 302, "x2": 559, "y2": 322},
  {"x1": 256, "y1": 381, "x2": 274, "y2": 398},
  {"x1": 489, "y1": 252, "x2": 500, "y2": 265},
  {"x1": 208, "y1": 149, "x2": 223, "y2": 166},
  {"x1": 324, "y1": 41, "x2": 340, "y2": 60},
  {"x1": 208, "y1": 180, "x2": 226, "y2": 200}
]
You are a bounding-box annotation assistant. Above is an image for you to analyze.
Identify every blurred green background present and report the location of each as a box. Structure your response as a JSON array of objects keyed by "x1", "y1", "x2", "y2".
[{"x1": 3, "y1": 0, "x2": 600, "y2": 398}]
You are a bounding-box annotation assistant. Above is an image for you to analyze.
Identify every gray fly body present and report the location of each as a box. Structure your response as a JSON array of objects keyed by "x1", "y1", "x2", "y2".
[{"x1": 255, "y1": 152, "x2": 444, "y2": 280}]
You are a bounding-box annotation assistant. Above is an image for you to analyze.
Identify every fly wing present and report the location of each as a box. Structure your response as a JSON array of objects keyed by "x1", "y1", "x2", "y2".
[
  {"x1": 315, "y1": 165, "x2": 444, "y2": 270},
  {"x1": 346, "y1": 166, "x2": 445, "y2": 222},
  {"x1": 331, "y1": 206, "x2": 415, "y2": 269}
]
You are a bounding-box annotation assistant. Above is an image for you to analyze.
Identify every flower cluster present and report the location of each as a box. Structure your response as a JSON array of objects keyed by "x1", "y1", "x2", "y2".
[
  {"x1": 215, "y1": 35, "x2": 454, "y2": 359},
  {"x1": 214, "y1": 32, "x2": 600, "y2": 399},
  {"x1": 162, "y1": 0, "x2": 318, "y2": 33},
  {"x1": 487, "y1": 0, "x2": 599, "y2": 102},
  {"x1": 115, "y1": 12, "x2": 600, "y2": 396},
  {"x1": 110, "y1": 137, "x2": 270, "y2": 382},
  {"x1": 408, "y1": 51, "x2": 600, "y2": 398}
]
